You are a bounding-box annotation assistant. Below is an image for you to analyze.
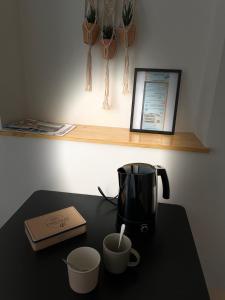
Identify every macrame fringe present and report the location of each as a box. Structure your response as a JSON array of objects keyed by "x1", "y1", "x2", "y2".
[
  {"x1": 101, "y1": 39, "x2": 115, "y2": 109},
  {"x1": 103, "y1": 60, "x2": 110, "y2": 110},
  {"x1": 85, "y1": 45, "x2": 92, "y2": 91},
  {"x1": 123, "y1": 45, "x2": 129, "y2": 95},
  {"x1": 84, "y1": 26, "x2": 94, "y2": 92}
]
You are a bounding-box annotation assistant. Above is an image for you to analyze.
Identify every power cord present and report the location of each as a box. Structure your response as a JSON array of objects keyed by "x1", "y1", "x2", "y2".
[{"x1": 97, "y1": 186, "x2": 117, "y2": 206}]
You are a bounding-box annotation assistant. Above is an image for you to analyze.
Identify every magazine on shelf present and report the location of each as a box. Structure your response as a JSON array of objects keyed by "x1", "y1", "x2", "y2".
[{"x1": 1, "y1": 119, "x2": 76, "y2": 136}]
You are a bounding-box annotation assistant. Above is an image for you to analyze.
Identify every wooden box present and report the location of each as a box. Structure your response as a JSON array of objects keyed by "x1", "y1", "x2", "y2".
[{"x1": 24, "y1": 206, "x2": 87, "y2": 251}]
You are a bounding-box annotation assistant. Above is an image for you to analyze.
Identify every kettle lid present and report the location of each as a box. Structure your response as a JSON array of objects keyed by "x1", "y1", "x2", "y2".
[{"x1": 118, "y1": 163, "x2": 155, "y2": 175}]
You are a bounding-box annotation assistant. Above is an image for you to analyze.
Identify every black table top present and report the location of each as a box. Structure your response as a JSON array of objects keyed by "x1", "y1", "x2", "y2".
[{"x1": 0, "y1": 190, "x2": 209, "y2": 300}]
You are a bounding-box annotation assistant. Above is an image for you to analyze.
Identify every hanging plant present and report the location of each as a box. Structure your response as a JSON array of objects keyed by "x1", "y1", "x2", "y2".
[
  {"x1": 82, "y1": 0, "x2": 100, "y2": 91},
  {"x1": 100, "y1": 25, "x2": 116, "y2": 60},
  {"x1": 83, "y1": 4, "x2": 99, "y2": 45},
  {"x1": 103, "y1": 25, "x2": 114, "y2": 39},
  {"x1": 118, "y1": 0, "x2": 136, "y2": 95},
  {"x1": 118, "y1": 1, "x2": 136, "y2": 47}
]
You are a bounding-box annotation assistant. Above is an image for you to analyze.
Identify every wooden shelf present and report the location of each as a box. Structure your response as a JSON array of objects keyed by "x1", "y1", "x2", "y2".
[{"x1": 0, "y1": 125, "x2": 209, "y2": 153}]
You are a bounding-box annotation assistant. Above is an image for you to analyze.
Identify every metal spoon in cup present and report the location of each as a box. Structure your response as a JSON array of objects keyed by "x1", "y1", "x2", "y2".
[
  {"x1": 62, "y1": 258, "x2": 89, "y2": 271},
  {"x1": 118, "y1": 224, "x2": 126, "y2": 249},
  {"x1": 62, "y1": 258, "x2": 75, "y2": 269}
]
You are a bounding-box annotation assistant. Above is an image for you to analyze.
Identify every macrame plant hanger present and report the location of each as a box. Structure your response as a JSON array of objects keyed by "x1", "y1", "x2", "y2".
[
  {"x1": 100, "y1": 0, "x2": 117, "y2": 110},
  {"x1": 83, "y1": 0, "x2": 99, "y2": 91},
  {"x1": 119, "y1": 0, "x2": 136, "y2": 95}
]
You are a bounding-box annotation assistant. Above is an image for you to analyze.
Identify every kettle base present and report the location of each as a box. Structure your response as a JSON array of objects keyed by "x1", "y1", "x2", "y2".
[{"x1": 116, "y1": 214, "x2": 156, "y2": 238}]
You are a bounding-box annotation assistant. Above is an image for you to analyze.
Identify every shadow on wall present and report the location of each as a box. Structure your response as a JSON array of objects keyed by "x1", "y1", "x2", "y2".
[{"x1": 0, "y1": 0, "x2": 26, "y2": 123}]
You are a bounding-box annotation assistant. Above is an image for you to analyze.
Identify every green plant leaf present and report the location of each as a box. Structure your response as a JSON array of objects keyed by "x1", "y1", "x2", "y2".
[
  {"x1": 122, "y1": 1, "x2": 133, "y2": 27},
  {"x1": 86, "y1": 5, "x2": 96, "y2": 24},
  {"x1": 102, "y1": 25, "x2": 114, "y2": 39}
]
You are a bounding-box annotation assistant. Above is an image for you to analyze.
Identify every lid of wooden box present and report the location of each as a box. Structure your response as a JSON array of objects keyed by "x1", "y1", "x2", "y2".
[{"x1": 24, "y1": 206, "x2": 86, "y2": 242}]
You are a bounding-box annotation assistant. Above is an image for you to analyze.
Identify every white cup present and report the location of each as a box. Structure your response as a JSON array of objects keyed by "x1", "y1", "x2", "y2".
[
  {"x1": 67, "y1": 247, "x2": 101, "y2": 294},
  {"x1": 103, "y1": 233, "x2": 140, "y2": 274}
]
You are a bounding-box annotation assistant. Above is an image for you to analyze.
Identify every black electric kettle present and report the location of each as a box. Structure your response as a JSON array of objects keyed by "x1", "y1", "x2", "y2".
[{"x1": 116, "y1": 163, "x2": 170, "y2": 236}]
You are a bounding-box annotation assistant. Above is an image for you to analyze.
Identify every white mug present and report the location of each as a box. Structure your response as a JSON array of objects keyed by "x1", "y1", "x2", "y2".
[
  {"x1": 103, "y1": 233, "x2": 140, "y2": 274},
  {"x1": 66, "y1": 247, "x2": 101, "y2": 294}
]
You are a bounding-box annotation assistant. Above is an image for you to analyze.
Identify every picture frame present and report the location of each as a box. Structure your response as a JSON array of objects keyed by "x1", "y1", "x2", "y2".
[{"x1": 130, "y1": 68, "x2": 182, "y2": 135}]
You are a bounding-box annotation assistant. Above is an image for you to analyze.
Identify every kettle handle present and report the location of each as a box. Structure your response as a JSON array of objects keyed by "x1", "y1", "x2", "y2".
[{"x1": 156, "y1": 166, "x2": 170, "y2": 199}]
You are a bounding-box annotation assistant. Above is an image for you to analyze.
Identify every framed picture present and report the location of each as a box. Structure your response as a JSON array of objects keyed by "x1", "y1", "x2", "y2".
[{"x1": 130, "y1": 68, "x2": 182, "y2": 134}]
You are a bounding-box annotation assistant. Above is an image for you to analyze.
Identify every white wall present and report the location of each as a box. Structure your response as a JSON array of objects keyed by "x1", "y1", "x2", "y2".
[
  {"x1": 0, "y1": 0, "x2": 25, "y2": 123},
  {"x1": 201, "y1": 38, "x2": 225, "y2": 290},
  {"x1": 196, "y1": 0, "x2": 225, "y2": 144},
  {"x1": 20, "y1": 0, "x2": 214, "y2": 133}
]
